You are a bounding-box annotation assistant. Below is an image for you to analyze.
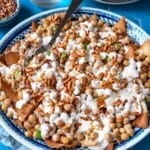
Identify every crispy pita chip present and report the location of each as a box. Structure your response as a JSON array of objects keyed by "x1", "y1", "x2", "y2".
[
  {"x1": 5, "y1": 51, "x2": 20, "y2": 66},
  {"x1": 138, "y1": 39, "x2": 150, "y2": 56},
  {"x1": 66, "y1": 140, "x2": 80, "y2": 148},
  {"x1": 125, "y1": 46, "x2": 135, "y2": 58},
  {"x1": 45, "y1": 139, "x2": 64, "y2": 149},
  {"x1": 32, "y1": 21, "x2": 38, "y2": 32},
  {"x1": 105, "y1": 143, "x2": 114, "y2": 150},
  {"x1": 0, "y1": 54, "x2": 7, "y2": 65},
  {"x1": 17, "y1": 103, "x2": 34, "y2": 121},
  {"x1": 0, "y1": 79, "x2": 18, "y2": 101},
  {"x1": 132, "y1": 113, "x2": 149, "y2": 128},
  {"x1": 113, "y1": 17, "x2": 126, "y2": 33}
]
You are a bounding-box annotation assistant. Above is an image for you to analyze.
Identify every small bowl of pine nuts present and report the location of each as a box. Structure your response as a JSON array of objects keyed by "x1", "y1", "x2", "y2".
[{"x1": 0, "y1": 0, "x2": 20, "y2": 27}]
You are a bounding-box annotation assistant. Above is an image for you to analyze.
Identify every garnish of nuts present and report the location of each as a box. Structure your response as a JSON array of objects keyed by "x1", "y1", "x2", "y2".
[{"x1": 0, "y1": 0, "x2": 17, "y2": 20}]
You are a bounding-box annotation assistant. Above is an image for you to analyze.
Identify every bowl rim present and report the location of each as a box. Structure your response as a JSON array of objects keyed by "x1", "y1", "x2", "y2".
[
  {"x1": 0, "y1": 0, "x2": 20, "y2": 23},
  {"x1": 94, "y1": 0, "x2": 140, "y2": 5},
  {"x1": 0, "y1": 6, "x2": 150, "y2": 150}
]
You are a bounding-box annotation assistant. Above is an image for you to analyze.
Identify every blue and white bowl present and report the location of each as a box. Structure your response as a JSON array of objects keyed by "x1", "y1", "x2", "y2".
[
  {"x1": 31, "y1": 0, "x2": 60, "y2": 8},
  {"x1": 0, "y1": 0, "x2": 20, "y2": 27},
  {"x1": 0, "y1": 7, "x2": 150, "y2": 150}
]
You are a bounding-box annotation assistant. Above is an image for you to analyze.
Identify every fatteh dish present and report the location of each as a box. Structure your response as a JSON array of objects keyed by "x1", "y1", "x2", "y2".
[{"x1": 0, "y1": 13, "x2": 150, "y2": 150}]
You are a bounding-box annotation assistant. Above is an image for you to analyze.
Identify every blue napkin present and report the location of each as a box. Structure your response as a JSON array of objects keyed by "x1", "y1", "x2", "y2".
[{"x1": 0, "y1": 142, "x2": 11, "y2": 150}]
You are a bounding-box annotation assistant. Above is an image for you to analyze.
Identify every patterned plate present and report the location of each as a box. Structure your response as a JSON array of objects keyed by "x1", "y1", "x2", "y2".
[
  {"x1": 0, "y1": 7, "x2": 150, "y2": 150},
  {"x1": 94, "y1": 0, "x2": 140, "y2": 5}
]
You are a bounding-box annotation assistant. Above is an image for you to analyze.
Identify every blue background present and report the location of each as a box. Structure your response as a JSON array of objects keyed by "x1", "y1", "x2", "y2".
[{"x1": 0, "y1": 0, "x2": 150, "y2": 149}]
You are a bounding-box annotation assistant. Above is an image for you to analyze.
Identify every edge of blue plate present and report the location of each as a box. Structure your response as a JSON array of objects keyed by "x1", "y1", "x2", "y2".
[
  {"x1": 94, "y1": 0, "x2": 140, "y2": 5},
  {"x1": 0, "y1": 7, "x2": 150, "y2": 150}
]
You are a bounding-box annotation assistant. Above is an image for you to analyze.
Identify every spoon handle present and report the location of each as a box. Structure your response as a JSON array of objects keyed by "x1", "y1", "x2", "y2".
[{"x1": 47, "y1": 0, "x2": 83, "y2": 48}]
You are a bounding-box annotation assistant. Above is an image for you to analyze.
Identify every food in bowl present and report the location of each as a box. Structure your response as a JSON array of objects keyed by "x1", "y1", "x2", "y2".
[
  {"x1": 0, "y1": 0, "x2": 17, "y2": 20},
  {"x1": 0, "y1": 13, "x2": 150, "y2": 150}
]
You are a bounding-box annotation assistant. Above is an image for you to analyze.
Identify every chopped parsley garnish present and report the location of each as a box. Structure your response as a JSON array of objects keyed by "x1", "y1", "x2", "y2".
[
  {"x1": 93, "y1": 96, "x2": 98, "y2": 99},
  {"x1": 61, "y1": 52, "x2": 68, "y2": 59},
  {"x1": 83, "y1": 42, "x2": 89, "y2": 50},
  {"x1": 46, "y1": 50, "x2": 51, "y2": 56},
  {"x1": 53, "y1": 25, "x2": 58, "y2": 32},
  {"x1": 36, "y1": 130, "x2": 42, "y2": 139},
  {"x1": 103, "y1": 55, "x2": 109, "y2": 61},
  {"x1": 14, "y1": 70, "x2": 21, "y2": 79}
]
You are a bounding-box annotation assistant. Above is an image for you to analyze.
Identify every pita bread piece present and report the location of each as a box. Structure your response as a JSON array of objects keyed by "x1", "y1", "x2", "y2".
[
  {"x1": 132, "y1": 113, "x2": 149, "y2": 128},
  {"x1": 138, "y1": 39, "x2": 150, "y2": 56},
  {"x1": 5, "y1": 51, "x2": 20, "y2": 66},
  {"x1": 125, "y1": 46, "x2": 135, "y2": 58},
  {"x1": 17, "y1": 103, "x2": 34, "y2": 121},
  {"x1": 31, "y1": 21, "x2": 38, "y2": 32},
  {"x1": 113, "y1": 17, "x2": 127, "y2": 33},
  {"x1": 45, "y1": 139, "x2": 64, "y2": 149},
  {"x1": 105, "y1": 143, "x2": 114, "y2": 150},
  {"x1": 0, "y1": 54, "x2": 7, "y2": 66},
  {"x1": 0, "y1": 78, "x2": 18, "y2": 101}
]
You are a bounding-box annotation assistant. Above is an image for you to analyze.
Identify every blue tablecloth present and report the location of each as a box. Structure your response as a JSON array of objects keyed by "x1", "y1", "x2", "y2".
[{"x1": 0, "y1": 0, "x2": 150, "y2": 149}]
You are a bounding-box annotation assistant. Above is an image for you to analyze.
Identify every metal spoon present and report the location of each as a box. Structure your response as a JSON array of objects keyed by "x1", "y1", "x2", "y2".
[{"x1": 34, "y1": 0, "x2": 83, "y2": 56}]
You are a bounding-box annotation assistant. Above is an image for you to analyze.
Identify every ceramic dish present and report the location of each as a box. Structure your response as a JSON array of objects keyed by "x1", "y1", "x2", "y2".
[
  {"x1": 0, "y1": 0, "x2": 20, "y2": 27},
  {"x1": 31, "y1": 0, "x2": 60, "y2": 8},
  {"x1": 94, "y1": 0, "x2": 140, "y2": 5},
  {"x1": 0, "y1": 7, "x2": 150, "y2": 150}
]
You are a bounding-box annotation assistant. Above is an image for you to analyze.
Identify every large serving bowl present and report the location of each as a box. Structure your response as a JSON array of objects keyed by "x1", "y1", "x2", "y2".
[
  {"x1": 0, "y1": 0, "x2": 20, "y2": 27},
  {"x1": 0, "y1": 7, "x2": 150, "y2": 150}
]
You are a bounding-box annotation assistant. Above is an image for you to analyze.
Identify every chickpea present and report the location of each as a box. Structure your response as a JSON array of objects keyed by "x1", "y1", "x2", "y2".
[
  {"x1": 140, "y1": 73, "x2": 147, "y2": 80},
  {"x1": 28, "y1": 114, "x2": 37, "y2": 124},
  {"x1": 113, "y1": 128, "x2": 120, "y2": 137},
  {"x1": 60, "y1": 135, "x2": 70, "y2": 144},
  {"x1": 25, "y1": 131, "x2": 32, "y2": 137},
  {"x1": 91, "y1": 20, "x2": 97, "y2": 26},
  {"x1": 90, "y1": 132, "x2": 98, "y2": 140},
  {"x1": 52, "y1": 134, "x2": 60, "y2": 142},
  {"x1": 1, "y1": 103, "x2": 8, "y2": 111},
  {"x1": 67, "y1": 134, "x2": 74, "y2": 143},
  {"x1": 116, "y1": 123, "x2": 122, "y2": 128},
  {"x1": 120, "y1": 128, "x2": 126, "y2": 133},
  {"x1": 139, "y1": 54, "x2": 145, "y2": 60},
  {"x1": 145, "y1": 56, "x2": 150, "y2": 63},
  {"x1": 121, "y1": 133, "x2": 129, "y2": 141},
  {"x1": 24, "y1": 121, "x2": 32, "y2": 130},
  {"x1": 116, "y1": 115, "x2": 123, "y2": 123},
  {"x1": 82, "y1": 14, "x2": 88, "y2": 20},
  {"x1": 123, "y1": 60, "x2": 129, "y2": 66},
  {"x1": 124, "y1": 123, "x2": 132, "y2": 130},
  {"x1": 4, "y1": 98, "x2": 11, "y2": 106},
  {"x1": 110, "y1": 123, "x2": 116, "y2": 129},
  {"x1": 145, "y1": 82, "x2": 150, "y2": 88},
  {"x1": 76, "y1": 132, "x2": 85, "y2": 141},
  {"x1": 79, "y1": 17, "x2": 84, "y2": 22},
  {"x1": 126, "y1": 128, "x2": 134, "y2": 137},
  {"x1": 62, "y1": 124, "x2": 71, "y2": 132},
  {"x1": 105, "y1": 133, "x2": 113, "y2": 142},
  {"x1": 33, "y1": 131, "x2": 37, "y2": 138},
  {"x1": 7, "y1": 111, "x2": 13, "y2": 118},
  {"x1": 98, "y1": 20, "x2": 104, "y2": 27},
  {"x1": 123, "y1": 117, "x2": 129, "y2": 124},
  {"x1": 0, "y1": 94, "x2": 6, "y2": 101},
  {"x1": 63, "y1": 103, "x2": 72, "y2": 112},
  {"x1": 55, "y1": 119, "x2": 65, "y2": 128},
  {"x1": 35, "y1": 124, "x2": 40, "y2": 130},
  {"x1": 63, "y1": 23, "x2": 71, "y2": 31},
  {"x1": 109, "y1": 117, "x2": 114, "y2": 123}
]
